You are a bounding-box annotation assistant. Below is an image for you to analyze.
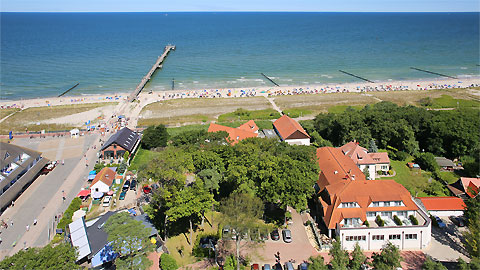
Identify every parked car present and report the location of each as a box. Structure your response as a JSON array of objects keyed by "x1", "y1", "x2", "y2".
[
  {"x1": 143, "y1": 185, "x2": 152, "y2": 194},
  {"x1": 284, "y1": 262, "x2": 294, "y2": 270},
  {"x1": 260, "y1": 230, "x2": 269, "y2": 241},
  {"x1": 433, "y1": 216, "x2": 446, "y2": 228},
  {"x1": 251, "y1": 264, "x2": 260, "y2": 270},
  {"x1": 449, "y1": 216, "x2": 465, "y2": 227},
  {"x1": 102, "y1": 196, "x2": 112, "y2": 207},
  {"x1": 123, "y1": 180, "x2": 130, "y2": 191},
  {"x1": 200, "y1": 236, "x2": 217, "y2": 249},
  {"x1": 263, "y1": 264, "x2": 271, "y2": 270},
  {"x1": 271, "y1": 229, "x2": 280, "y2": 241},
  {"x1": 130, "y1": 179, "x2": 137, "y2": 191},
  {"x1": 119, "y1": 191, "x2": 126, "y2": 200},
  {"x1": 282, "y1": 229, "x2": 292, "y2": 243},
  {"x1": 298, "y1": 262, "x2": 308, "y2": 270},
  {"x1": 273, "y1": 263, "x2": 283, "y2": 270}
]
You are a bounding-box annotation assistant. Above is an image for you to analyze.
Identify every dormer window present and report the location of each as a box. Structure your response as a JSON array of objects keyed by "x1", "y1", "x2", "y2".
[
  {"x1": 341, "y1": 202, "x2": 358, "y2": 208},
  {"x1": 372, "y1": 201, "x2": 380, "y2": 207}
]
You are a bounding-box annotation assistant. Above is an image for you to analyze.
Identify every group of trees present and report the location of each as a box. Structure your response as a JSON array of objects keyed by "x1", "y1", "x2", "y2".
[
  {"x1": 141, "y1": 130, "x2": 319, "y2": 244},
  {"x1": 312, "y1": 102, "x2": 479, "y2": 159}
]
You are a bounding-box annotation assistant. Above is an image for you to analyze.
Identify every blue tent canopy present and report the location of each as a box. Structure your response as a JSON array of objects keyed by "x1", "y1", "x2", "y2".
[
  {"x1": 88, "y1": 174, "x2": 96, "y2": 180},
  {"x1": 89, "y1": 170, "x2": 97, "y2": 175}
]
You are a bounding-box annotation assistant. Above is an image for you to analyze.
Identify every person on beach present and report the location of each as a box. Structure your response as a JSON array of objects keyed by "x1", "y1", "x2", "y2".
[
  {"x1": 26, "y1": 225, "x2": 29, "y2": 231},
  {"x1": 33, "y1": 219, "x2": 37, "y2": 226}
]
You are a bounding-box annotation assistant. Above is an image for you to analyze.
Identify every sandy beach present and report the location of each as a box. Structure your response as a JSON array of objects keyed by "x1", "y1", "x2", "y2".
[{"x1": 1, "y1": 77, "x2": 479, "y2": 110}]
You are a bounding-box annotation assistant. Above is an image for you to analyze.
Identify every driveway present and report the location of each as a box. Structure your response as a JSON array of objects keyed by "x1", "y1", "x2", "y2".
[
  {"x1": 424, "y1": 216, "x2": 469, "y2": 262},
  {"x1": 237, "y1": 207, "x2": 319, "y2": 265}
]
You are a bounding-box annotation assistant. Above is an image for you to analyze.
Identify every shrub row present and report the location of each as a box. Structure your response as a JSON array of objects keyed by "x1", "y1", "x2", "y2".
[
  {"x1": 375, "y1": 215, "x2": 385, "y2": 227},
  {"x1": 57, "y1": 197, "x2": 82, "y2": 231}
]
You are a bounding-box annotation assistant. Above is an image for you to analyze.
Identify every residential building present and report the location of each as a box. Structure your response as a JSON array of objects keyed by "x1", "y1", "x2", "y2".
[
  {"x1": 0, "y1": 142, "x2": 48, "y2": 211},
  {"x1": 314, "y1": 147, "x2": 431, "y2": 251},
  {"x1": 447, "y1": 177, "x2": 480, "y2": 199},
  {"x1": 434, "y1": 157, "x2": 456, "y2": 171},
  {"x1": 207, "y1": 122, "x2": 258, "y2": 145},
  {"x1": 418, "y1": 197, "x2": 465, "y2": 217},
  {"x1": 338, "y1": 141, "x2": 390, "y2": 179},
  {"x1": 100, "y1": 127, "x2": 141, "y2": 160},
  {"x1": 272, "y1": 115, "x2": 310, "y2": 146},
  {"x1": 90, "y1": 167, "x2": 116, "y2": 194}
]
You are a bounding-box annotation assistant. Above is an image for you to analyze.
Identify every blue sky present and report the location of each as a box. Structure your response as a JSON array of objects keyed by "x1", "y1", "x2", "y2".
[{"x1": 2, "y1": 0, "x2": 479, "y2": 12}]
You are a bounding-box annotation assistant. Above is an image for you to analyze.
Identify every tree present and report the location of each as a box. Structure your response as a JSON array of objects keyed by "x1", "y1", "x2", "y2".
[
  {"x1": 219, "y1": 193, "x2": 265, "y2": 270},
  {"x1": 142, "y1": 124, "x2": 168, "y2": 149},
  {"x1": 308, "y1": 255, "x2": 328, "y2": 270},
  {"x1": 223, "y1": 254, "x2": 238, "y2": 270},
  {"x1": 368, "y1": 139, "x2": 379, "y2": 153},
  {"x1": 198, "y1": 167, "x2": 221, "y2": 194},
  {"x1": 160, "y1": 253, "x2": 178, "y2": 270},
  {"x1": 0, "y1": 242, "x2": 79, "y2": 270},
  {"x1": 463, "y1": 192, "x2": 480, "y2": 259},
  {"x1": 370, "y1": 242, "x2": 402, "y2": 270},
  {"x1": 328, "y1": 238, "x2": 349, "y2": 270},
  {"x1": 104, "y1": 212, "x2": 154, "y2": 270},
  {"x1": 165, "y1": 180, "x2": 215, "y2": 246},
  {"x1": 363, "y1": 167, "x2": 371, "y2": 180},
  {"x1": 349, "y1": 243, "x2": 367, "y2": 270},
  {"x1": 414, "y1": 152, "x2": 438, "y2": 172},
  {"x1": 422, "y1": 257, "x2": 447, "y2": 270}
]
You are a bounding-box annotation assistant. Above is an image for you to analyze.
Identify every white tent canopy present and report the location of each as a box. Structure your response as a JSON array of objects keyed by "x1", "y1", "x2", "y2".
[{"x1": 70, "y1": 128, "x2": 80, "y2": 138}]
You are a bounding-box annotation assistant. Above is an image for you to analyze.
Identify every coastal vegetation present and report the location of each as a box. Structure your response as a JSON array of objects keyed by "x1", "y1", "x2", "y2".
[{"x1": 0, "y1": 102, "x2": 117, "y2": 134}]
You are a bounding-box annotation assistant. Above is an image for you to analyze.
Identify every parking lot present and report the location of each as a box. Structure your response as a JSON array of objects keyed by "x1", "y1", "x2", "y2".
[{"x1": 425, "y1": 216, "x2": 469, "y2": 262}]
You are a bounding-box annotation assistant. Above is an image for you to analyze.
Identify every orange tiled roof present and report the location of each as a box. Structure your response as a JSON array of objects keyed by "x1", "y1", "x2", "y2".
[
  {"x1": 339, "y1": 141, "x2": 375, "y2": 165},
  {"x1": 418, "y1": 196, "x2": 466, "y2": 211},
  {"x1": 208, "y1": 123, "x2": 258, "y2": 145},
  {"x1": 369, "y1": 152, "x2": 390, "y2": 164},
  {"x1": 316, "y1": 146, "x2": 417, "y2": 229},
  {"x1": 273, "y1": 115, "x2": 310, "y2": 140},
  {"x1": 91, "y1": 167, "x2": 116, "y2": 187},
  {"x1": 238, "y1": 120, "x2": 259, "y2": 133},
  {"x1": 461, "y1": 177, "x2": 480, "y2": 198}
]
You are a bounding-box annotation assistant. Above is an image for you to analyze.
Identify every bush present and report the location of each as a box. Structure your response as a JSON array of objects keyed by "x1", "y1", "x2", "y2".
[
  {"x1": 409, "y1": 215, "x2": 419, "y2": 225},
  {"x1": 363, "y1": 220, "x2": 370, "y2": 227},
  {"x1": 142, "y1": 124, "x2": 168, "y2": 149},
  {"x1": 160, "y1": 253, "x2": 178, "y2": 270},
  {"x1": 57, "y1": 197, "x2": 82, "y2": 231},
  {"x1": 395, "y1": 151, "x2": 410, "y2": 161},
  {"x1": 375, "y1": 215, "x2": 385, "y2": 227},
  {"x1": 388, "y1": 170, "x2": 394, "y2": 175},
  {"x1": 415, "y1": 152, "x2": 439, "y2": 172},
  {"x1": 393, "y1": 215, "x2": 402, "y2": 226}
]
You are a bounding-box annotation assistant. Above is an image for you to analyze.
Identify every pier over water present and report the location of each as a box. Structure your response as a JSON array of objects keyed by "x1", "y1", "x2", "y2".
[{"x1": 129, "y1": 45, "x2": 176, "y2": 102}]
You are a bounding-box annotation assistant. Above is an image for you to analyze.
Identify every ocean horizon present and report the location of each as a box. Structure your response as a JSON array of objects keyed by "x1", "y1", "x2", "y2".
[{"x1": 1, "y1": 12, "x2": 479, "y2": 100}]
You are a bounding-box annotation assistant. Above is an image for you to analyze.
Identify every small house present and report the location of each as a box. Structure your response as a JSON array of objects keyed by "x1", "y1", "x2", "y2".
[
  {"x1": 447, "y1": 177, "x2": 480, "y2": 199},
  {"x1": 273, "y1": 115, "x2": 310, "y2": 146},
  {"x1": 435, "y1": 157, "x2": 455, "y2": 171},
  {"x1": 418, "y1": 197, "x2": 466, "y2": 217},
  {"x1": 90, "y1": 167, "x2": 116, "y2": 194}
]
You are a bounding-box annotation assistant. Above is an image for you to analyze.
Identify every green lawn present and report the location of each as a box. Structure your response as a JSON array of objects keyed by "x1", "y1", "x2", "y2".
[
  {"x1": 384, "y1": 160, "x2": 448, "y2": 197},
  {"x1": 327, "y1": 104, "x2": 365, "y2": 114},
  {"x1": 217, "y1": 108, "x2": 280, "y2": 122},
  {"x1": 429, "y1": 95, "x2": 480, "y2": 109},
  {"x1": 216, "y1": 119, "x2": 273, "y2": 130},
  {"x1": 128, "y1": 148, "x2": 159, "y2": 171},
  {"x1": 0, "y1": 108, "x2": 20, "y2": 120},
  {"x1": 437, "y1": 171, "x2": 461, "y2": 184},
  {"x1": 166, "y1": 124, "x2": 209, "y2": 137},
  {"x1": 282, "y1": 108, "x2": 313, "y2": 118}
]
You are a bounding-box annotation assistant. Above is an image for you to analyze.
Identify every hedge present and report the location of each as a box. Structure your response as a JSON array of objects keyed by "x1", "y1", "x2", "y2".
[
  {"x1": 409, "y1": 215, "x2": 419, "y2": 225},
  {"x1": 375, "y1": 215, "x2": 385, "y2": 227},
  {"x1": 160, "y1": 253, "x2": 178, "y2": 270},
  {"x1": 57, "y1": 197, "x2": 82, "y2": 231},
  {"x1": 393, "y1": 215, "x2": 402, "y2": 226}
]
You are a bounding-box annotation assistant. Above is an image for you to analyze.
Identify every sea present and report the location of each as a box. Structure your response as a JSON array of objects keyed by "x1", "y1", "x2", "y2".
[{"x1": 1, "y1": 12, "x2": 479, "y2": 100}]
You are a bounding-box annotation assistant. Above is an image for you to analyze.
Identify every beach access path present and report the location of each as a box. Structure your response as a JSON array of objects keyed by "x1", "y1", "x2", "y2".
[{"x1": 0, "y1": 133, "x2": 100, "y2": 259}]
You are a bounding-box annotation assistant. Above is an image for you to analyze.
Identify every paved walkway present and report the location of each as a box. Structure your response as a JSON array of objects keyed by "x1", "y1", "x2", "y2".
[
  {"x1": 0, "y1": 134, "x2": 99, "y2": 258},
  {"x1": 266, "y1": 97, "x2": 283, "y2": 115}
]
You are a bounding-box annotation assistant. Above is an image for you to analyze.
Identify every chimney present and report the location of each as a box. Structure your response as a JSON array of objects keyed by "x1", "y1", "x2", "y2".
[
  {"x1": 334, "y1": 170, "x2": 338, "y2": 174},
  {"x1": 352, "y1": 175, "x2": 355, "y2": 180}
]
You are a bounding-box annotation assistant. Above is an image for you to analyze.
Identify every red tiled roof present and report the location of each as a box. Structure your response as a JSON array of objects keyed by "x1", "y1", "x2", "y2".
[
  {"x1": 418, "y1": 196, "x2": 466, "y2": 211},
  {"x1": 339, "y1": 141, "x2": 375, "y2": 165},
  {"x1": 91, "y1": 167, "x2": 116, "y2": 187},
  {"x1": 316, "y1": 147, "x2": 366, "y2": 188},
  {"x1": 76, "y1": 189, "x2": 91, "y2": 197},
  {"x1": 208, "y1": 123, "x2": 258, "y2": 145},
  {"x1": 273, "y1": 115, "x2": 310, "y2": 140},
  {"x1": 238, "y1": 120, "x2": 259, "y2": 133}
]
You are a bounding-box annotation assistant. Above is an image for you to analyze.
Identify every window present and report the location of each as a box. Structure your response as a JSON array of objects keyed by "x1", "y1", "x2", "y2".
[
  {"x1": 367, "y1": 212, "x2": 376, "y2": 217},
  {"x1": 341, "y1": 202, "x2": 357, "y2": 208},
  {"x1": 372, "y1": 202, "x2": 380, "y2": 207},
  {"x1": 405, "y1": 234, "x2": 417, "y2": 240},
  {"x1": 372, "y1": 235, "x2": 384, "y2": 241},
  {"x1": 394, "y1": 201, "x2": 402, "y2": 206},
  {"x1": 382, "y1": 211, "x2": 392, "y2": 218},
  {"x1": 389, "y1": 234, "x2": 401, "y2": 240},
  {"x1": 384, "y1": 202, "x2": 390, "y2": 207},
  {"x1": 397, "y1": 211, "x2": 407, "y2": 217},
  {"x1": 346, "y1": 235, "x2": 366, "y2": 241}
]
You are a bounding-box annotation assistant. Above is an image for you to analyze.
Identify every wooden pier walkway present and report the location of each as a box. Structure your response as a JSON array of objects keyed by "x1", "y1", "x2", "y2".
[{"x1": 129, "y1": 45, "x2": 176, "y2": 102}]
